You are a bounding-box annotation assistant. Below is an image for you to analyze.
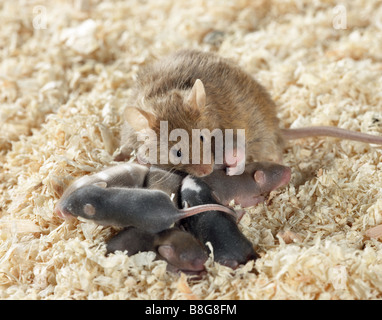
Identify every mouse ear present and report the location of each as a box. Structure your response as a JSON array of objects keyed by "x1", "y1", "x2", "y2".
[
  {"x1": 186, "y1": 79, "x2": 206, "y2": 110},
  {"x1": 93, "y1": 181, "x2": 107, "y2": 188},
  {"x1": 83, "y1": 203, "x2": 96, "y2": 216},
  {"x1": 157, "y1": 245, "x2": 176, "y2": 262},
  {"x1": 123, "y1": 107, "x2": 157, "y2": 131}
]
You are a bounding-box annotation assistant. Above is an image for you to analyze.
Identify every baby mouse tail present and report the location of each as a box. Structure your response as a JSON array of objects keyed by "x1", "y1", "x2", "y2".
[{"x1": 179, "y1": 204, "x2": 238, "y2": 221}]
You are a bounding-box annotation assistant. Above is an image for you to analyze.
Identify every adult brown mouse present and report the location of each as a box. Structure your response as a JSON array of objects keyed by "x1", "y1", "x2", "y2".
[
  {"x1": 55, "y1": 184, "x2": 237, "y2": 233},
  {"x1": 117, "y1": 49, "x2": 382, "y2": 176},
  {"x1": 180, "y1": 175, "x2": 258, "y2": 269},
  {"x1": 106, "y1": 226, "x2": 208, "y2": 274}
]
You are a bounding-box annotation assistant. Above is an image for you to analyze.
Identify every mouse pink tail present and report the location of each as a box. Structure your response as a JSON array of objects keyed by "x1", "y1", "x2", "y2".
[
  {"x1": 281, "y1": 126, "x2": 382, "y2": 145},
  {"x1": 180, "y1": 204, "x2": 238, "y2": 221}
]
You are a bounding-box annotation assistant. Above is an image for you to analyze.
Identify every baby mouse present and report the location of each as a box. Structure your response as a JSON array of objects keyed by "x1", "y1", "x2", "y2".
[
  {"x1": 202, "y1": 161, "x2": 291, "y2": 207},
  {"x1": 106, "y1": 226, "x2": 208, "y2": 275},
  {"x1": 117, "y1": 49, "x2": 382, "y2": 176},
  {"x1": 180, "y1": 175, "x2": 258, "y2": 269},
  {"x1": 55, "y1": 184, "x2": 238, "y2": 233},
  {"x1": 54, "y1": 162, "x2": 187, "y2": 211}
]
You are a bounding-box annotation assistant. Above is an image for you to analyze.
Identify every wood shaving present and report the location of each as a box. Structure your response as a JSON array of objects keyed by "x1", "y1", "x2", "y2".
[
  {"x1": 176, "y1": 272, "x2": 201, "y2": 300},
  {"x1": 277, "y1": 230, "x2": 303, "y2": 244}
]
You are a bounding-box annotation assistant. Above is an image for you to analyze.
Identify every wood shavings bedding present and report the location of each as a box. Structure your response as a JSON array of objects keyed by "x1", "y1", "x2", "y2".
[{"x1": 1, "y1": 0, "x2": 382, "y2": 299}]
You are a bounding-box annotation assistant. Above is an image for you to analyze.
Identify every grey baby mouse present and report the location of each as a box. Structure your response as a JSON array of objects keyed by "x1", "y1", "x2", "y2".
[
  {"x1": 106, "y1": 227, "x2": 208, "y2": 274},
  {"x1": 180, "y1": 175, "x2": 258, "y2": 269},
  {"x1": 55, "y1": 184, "x2": 237, "y2": 233}
]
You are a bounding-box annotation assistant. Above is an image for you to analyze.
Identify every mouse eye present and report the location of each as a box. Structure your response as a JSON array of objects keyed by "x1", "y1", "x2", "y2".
[{"x1": 169, "y1": 145, "x2": 187, "y2": 164}]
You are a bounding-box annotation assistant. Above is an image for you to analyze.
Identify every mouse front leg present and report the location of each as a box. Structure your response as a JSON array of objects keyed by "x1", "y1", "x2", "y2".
[
  {"x1": 234, "y1": 196, "x2": 265, "y2": 209},
  {"x1": 220, "y1": 129, "x2": 246, "y2": 176}
]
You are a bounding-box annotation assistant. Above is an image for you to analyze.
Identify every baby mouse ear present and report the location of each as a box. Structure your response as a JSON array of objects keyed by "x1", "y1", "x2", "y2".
[
  {"x1": 186, "y1": 79, "x2": 206, "y2": 110},
  {"x1": 83, "y1": 203, "x2": 96, "y2": 216},
  {"x1": 93, "y1": 181, "x2": 107, "y2": 188},
  {"x1": 157, "y1": 245, "x2": 176, "y2": 262},
  {"x1": 123, "y1": 107, "x2": 157, "y2": 131}
]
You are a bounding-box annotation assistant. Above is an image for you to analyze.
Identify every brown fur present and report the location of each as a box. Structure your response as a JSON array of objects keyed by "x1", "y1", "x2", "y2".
[{"x1": 119, "y1": 50, "x2": 284, "y2": 175}]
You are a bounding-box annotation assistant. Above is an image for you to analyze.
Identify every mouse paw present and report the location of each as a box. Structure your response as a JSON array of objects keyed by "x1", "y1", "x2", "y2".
[
  {"x1": 224, "y1": 145, "x2": 245, "y2": 175},
  {"x1": 225, "y1": 161, "x2": 245, "y2": 176},
  {"x1": 238, "y1": 196, "x2": 265, "y2": 208}
]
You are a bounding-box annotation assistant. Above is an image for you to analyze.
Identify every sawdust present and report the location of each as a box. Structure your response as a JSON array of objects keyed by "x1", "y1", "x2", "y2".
[{"x1": 1, "y1": 0, "x2": 382, "y2": 299}]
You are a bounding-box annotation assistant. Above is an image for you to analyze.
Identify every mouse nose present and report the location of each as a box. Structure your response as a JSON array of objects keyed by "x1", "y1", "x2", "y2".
[
  {"x1": 219, "y1": 259, "x2": 239, "y2": 270},
  {"x1": 192, "y1": 256, "x2": 208, "y2": 269},
  {"x1": 190, "y1": 259, "x2": 207, "y2": 271},
  {"x1": 247, "y1": 251, "x2": 259, "y2": 261},
  {"x1": 54, "y1": 206, "x2": 74, "y2": 220}
]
